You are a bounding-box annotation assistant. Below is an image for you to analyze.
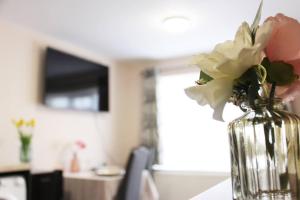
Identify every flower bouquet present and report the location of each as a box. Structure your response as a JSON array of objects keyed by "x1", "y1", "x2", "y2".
[
  {"x1": 185, "y1": 2, "x2": 300, "y2": 121},
  {"x1": 12, "y1": 118, "x2": 36, "y2": 163},
  {"x1": 185, "y1": 2, "x2": 300, "y2": 200}
]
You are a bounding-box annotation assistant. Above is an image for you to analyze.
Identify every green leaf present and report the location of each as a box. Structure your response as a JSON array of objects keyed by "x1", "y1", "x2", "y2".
[
  {"x1": 234, "y1": 67, "x2": 260, "y2": 109},
  {"x1": 264, "y1": 61, "x2": 298, "y2": 86},
  {"x1": 261, "y1": 57, "x2": 271, "y2": 69},
  {"x1": 20, "y1": 134, "x2": 32, "y2": 146},
  {"x1": 251, "y1": 0, "x2": 263, "y2": 34},
  {"x1": 197, "y1": 71, "x2": 213, "y2": 84},
  {"x1": 236, "y1": 66, "x2": 258, "y2": 86}
]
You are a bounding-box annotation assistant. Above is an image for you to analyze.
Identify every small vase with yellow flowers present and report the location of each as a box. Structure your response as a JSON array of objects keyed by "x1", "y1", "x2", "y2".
[{"x1": 13, "y1": 118, "x2": 36, "y2": 163}]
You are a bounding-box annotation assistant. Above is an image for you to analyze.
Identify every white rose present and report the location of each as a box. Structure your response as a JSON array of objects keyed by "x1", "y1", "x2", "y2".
[{"x1": 185, "y1": 21, "x2": 272, "y2": 121}]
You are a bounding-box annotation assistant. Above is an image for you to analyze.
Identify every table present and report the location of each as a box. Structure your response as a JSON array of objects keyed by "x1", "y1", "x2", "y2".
[
  {"x1": 64, "y1": 172, "x2": 121, "y2": 200},
  {"x1": 190, "y1": 179, "x2": 232, "y2": 200},
  {"x1": 64, "y1": 170, "x2": 159, "y2": 200}
]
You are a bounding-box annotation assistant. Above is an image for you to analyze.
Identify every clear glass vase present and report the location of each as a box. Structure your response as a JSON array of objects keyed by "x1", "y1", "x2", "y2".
[
  {"x1": 20, "y1": 143, "x2": 31, "y2": 163},
  {"x1": 228, "y1": 99, "x2": 300, "y2": 200}
]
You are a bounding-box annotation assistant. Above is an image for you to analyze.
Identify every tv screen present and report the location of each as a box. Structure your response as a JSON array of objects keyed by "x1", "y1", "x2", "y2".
[{"x1": 43, "y1": 48, "x2": 109, "y2": 111}]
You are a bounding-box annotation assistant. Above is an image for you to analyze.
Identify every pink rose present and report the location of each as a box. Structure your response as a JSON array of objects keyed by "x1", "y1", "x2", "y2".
[
  {"x1": 276, "y1": 81, "x2": 300, "y2": 102},
  {"x1": 75, "y1": 140, "x2": 86, "y2": 149},
  {"x1": 264, "y1": 14, "x2": 300, "y2": 101},
  {"x1": 265, "y1": 14, "x2": 300, "y2": 74}
]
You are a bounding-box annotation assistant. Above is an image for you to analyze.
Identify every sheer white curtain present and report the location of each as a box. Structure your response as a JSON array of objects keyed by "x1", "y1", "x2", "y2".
[{"x1": 156, "y1": 71, "x2": 242, "y2": 172}]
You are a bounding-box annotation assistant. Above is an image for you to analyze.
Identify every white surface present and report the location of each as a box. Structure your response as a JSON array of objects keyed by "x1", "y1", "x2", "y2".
[
  {"x1": 0, "y1": 165, "x2": 28, "y2": 200},
  {"x1": 0, "y1": 0, "x2": 300, "y2": 59},
  {"x1": 153, "y1": 170, "x2": 229, "y2": 200},
  {"x1": 0, "y1": 177, "x2": 26, "y2": 200},
  {"x1": 0, "y1": 192, "x2": 18, "y2": 200},
  {"x1": 190, "y1": 179, "x2": 232, "y2": 200},
  {"x1": 94, "y1": 166, "x2": 125, "y2": 176},
  {"x1": 64, "y1": 171, "x2": 123, "y2": 181}
]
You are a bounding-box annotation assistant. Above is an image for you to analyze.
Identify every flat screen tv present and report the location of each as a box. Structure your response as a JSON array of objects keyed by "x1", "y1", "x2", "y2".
[{"x1": 43, "y1": 47, "x2": 109, "y2": 112}]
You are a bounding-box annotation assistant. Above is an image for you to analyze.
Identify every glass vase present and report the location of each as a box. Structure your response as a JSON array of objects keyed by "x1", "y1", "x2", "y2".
[
  {"x1": 228, "y1": 99, "x2": 300, "y2": 200},
  {"x1": 20, "y1": 143, "x2": 31, "y2": 163}
]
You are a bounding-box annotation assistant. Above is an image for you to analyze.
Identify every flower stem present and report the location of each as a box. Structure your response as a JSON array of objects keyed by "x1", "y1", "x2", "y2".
[
  {"x1": 262, "y1": 84, "x2": 269, "y2": 98},
  {"x1": 268, "y1": 82, "x2": 276, "y2": 111},
  {"x1": 257, "y1": 64, "x2": 267, "y2": 83},
  {"x1": 256, "y1": 64, "x2": 269, "y2": 98}
]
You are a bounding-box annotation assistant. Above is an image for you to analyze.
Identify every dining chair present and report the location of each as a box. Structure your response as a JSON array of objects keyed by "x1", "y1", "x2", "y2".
[
  {"x1": 31, "y1": 170, "x2": 63, "y2": 200},
  {"x1": 115, "y1": 146, "x2": 150, "y2": 200}
]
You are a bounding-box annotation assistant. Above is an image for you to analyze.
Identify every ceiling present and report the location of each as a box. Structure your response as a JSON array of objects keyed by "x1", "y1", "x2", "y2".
[{"x1": 0, "y1": 0, "x2": 299, "y2": 60}]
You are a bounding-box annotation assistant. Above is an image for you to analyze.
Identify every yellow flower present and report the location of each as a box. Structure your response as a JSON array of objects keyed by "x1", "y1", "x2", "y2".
[
  {"x1": 26, "y1": 119, "x2": 36, "y2": 127},
  {"x1": 13, "y1": 118, "x2": 25, "y2": 128}
]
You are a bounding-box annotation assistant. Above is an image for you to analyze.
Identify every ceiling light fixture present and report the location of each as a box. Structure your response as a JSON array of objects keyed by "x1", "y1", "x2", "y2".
[{"x1": 162, "y1": 16, "x2": 191, "y2": 33}]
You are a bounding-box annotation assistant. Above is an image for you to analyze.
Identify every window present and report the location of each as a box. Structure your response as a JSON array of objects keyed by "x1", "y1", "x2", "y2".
[{"x1": 156, "y1": 71, "x2": 242, "y2": 172}]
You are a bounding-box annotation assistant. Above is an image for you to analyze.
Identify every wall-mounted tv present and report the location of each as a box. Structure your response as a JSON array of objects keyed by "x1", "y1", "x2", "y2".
[{"x1": 43, "y1": 47, "x2": 109, "y2": 112}]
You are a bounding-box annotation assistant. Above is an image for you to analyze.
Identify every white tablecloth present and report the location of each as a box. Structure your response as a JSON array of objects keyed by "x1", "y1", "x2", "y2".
[
  {"x1": 0, "y1": 191, "x2": 19, "y2": 200},
  {"x1": 64, "y1": 170, "x2": 159, "y2": 200},
  {"x1": 190, "y1": 179, "x2": 232, "y2": 200}
]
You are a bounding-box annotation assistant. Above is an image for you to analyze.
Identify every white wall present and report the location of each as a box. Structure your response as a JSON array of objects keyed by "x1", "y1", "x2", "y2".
[{"x1": 0, "y1": 20, "x2": 141, "y2": 170}]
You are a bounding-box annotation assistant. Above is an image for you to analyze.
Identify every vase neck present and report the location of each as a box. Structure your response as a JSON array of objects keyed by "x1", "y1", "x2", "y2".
[{"x1": 240, "y1": 98, "x2": 284, "y2": 112}]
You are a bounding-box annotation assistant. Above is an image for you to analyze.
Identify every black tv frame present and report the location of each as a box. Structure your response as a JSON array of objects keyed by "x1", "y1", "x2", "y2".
[{"x1": 42, "y1": 47, "x2": 109, "y2": 112}]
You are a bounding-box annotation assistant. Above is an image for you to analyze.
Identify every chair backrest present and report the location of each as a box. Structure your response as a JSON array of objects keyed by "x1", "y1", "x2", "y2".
[
  {"x1": 146, "y1": 147, "x2": 156, "y2": 171},
  {"x1": 116, "y1": 147, "x2": 150, "y2": 200},
  {"x1": 31, "y1": 170, "x2": 63, "y2": 200}
]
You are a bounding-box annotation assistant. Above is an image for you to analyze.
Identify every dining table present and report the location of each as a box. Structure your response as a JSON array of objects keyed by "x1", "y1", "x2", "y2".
[{"x1": 64, "y1": 170, "x2": 159, "y2": 200}]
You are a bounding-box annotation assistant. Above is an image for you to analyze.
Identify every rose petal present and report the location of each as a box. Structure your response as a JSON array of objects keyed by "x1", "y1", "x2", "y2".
[
  {"x1": 277, "y1": 80, "x2": 300, "y2": 102},
  {"x1": 265, "y1": 14, "x2": 300, "y2": 62},
  {"x1": 275, "y1": 85, "x2": 289, "y2": 97}
]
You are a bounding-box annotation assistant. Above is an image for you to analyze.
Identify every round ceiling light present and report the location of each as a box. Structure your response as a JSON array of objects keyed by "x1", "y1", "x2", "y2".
[{"x1": 162, "y1": 16, "x2": 191, "y2": 33}]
